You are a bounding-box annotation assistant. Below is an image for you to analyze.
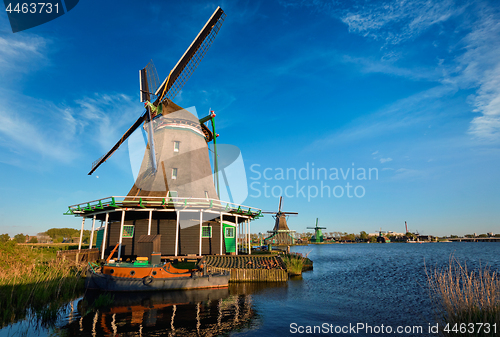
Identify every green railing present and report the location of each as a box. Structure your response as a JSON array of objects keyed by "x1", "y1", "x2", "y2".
[{"x1": 64, "y1": 196, "x2": 263, "y2": 219}]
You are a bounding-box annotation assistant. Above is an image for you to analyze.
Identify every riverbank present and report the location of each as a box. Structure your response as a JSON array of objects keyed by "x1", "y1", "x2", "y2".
[{"x1": 0, "y1": 241, "x2": 86, "y2": 328}]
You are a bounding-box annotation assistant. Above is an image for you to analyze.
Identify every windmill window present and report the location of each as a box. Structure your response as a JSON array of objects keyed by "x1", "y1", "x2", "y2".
[
  {"x1": 225, "y1": 227, "x2": 235, "y2": 238},
  {"x1": 202, "y1": 226, "x2": 212, "y2": 238},
  {"x1": 122, "y1": 225, "x2": 134, "y2": 238},
  {"x1": 205, "y1": 191, "x2": 209, "y2": 200},
  {"x1": 173, "y1": 141, "x2": 180, "y2": 152},
  {"x1": 172, "y1": 168, "x2": 178, "y2": 179},
  {"x1": 168, "y1": 191, "x2": 178, "y2": 197}
]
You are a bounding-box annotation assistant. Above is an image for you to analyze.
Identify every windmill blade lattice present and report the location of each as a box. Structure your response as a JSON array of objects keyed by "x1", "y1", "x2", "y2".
[{"x1": 156, "y1": 7, "x2": 226, "y2": 103}]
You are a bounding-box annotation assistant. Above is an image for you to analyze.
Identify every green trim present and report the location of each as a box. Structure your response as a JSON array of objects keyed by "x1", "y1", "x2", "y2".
[
  {"x1": 122, "y1": 225, "x2": 134, "y2": 238},
  {"x1": 109, "y1": 197, "x2": 119, "y2": 208},
  {"x1": 63, "y1": 207, "x2": 74, "y2": 215},
  {"x1": 138, "y1": 198, "x2": 145, "y2": 208},
  {"x1": 95, "y1": 200, "x2": 104, "y2": 210},
  {"x1": 84, "y1": 203, "x2": 92, "y2": 211}
]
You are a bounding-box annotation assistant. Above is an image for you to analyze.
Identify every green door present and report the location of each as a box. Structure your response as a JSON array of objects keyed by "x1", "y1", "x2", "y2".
[{"x1": 223, "y1": 223, "x2": 236, "y2": 253}]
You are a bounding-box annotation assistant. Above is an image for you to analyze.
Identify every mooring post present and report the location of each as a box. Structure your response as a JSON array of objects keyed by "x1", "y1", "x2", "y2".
[
  {"x1": 89, "y1": 215, "x2": 96, "y2": 249},
  {"x1": 117, "y1": 210, "x2": 125, "y2": 261},
  {"x1": 101, "y1": 212, "x2": 109, "y2": 260}
]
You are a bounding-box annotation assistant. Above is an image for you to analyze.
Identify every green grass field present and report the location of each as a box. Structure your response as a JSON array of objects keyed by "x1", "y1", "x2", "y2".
[{"x1": 0, "y1": 241, "x2": 86, "y2": 328}]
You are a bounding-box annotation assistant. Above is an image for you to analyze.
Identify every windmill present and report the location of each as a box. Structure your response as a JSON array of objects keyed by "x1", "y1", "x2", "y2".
[
  {"x1": 262, "y1": 196, "x2": 298, "y2": 245},
  {"x1": 65, "y1": 7, "x2": 265, "y2": 260},
  {"x1": 307, "y1": 218, "x2": 326, "y2": 243},
  {"x1": 375, "y1": 228, "x2": 390, "y2": 243},
  {"x1": 88, "y1": 7, "x2": 226, "y2": 200}
]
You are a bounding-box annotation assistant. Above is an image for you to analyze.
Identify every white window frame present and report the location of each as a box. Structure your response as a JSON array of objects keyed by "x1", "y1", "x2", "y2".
[
  {"x1": 173, "y1": 141, "x2": 180, "y2": 152},
  {"x1": 172, "y1": 168, "x2": 178, "y2": 179},
  {"x1": 225, "y1": 227, "x2": 235, "y2": 238}
]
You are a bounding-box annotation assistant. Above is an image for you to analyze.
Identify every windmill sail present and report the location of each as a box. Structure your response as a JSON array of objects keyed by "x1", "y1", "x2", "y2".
[
  {"x1": 88, "y1": 7, "x2": 226, "y2": 176},
  {"x1": 155, "y1": 6, "x2": 226, "y2": 103},
  {"x1": 140, "y1": 60, "x2": 160, "y2": 103},
  {"x1": 88, "y1": 112, "x2": 147, "y2": 175}
]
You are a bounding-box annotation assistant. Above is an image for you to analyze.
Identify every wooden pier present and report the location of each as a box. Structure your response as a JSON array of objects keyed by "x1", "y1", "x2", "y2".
[
  {"x1": 204, "y1": 255, "x2": 288, "y2": 282},
  {"x1": 57, "y1": 248, "x2": 99, "y2": 263}
]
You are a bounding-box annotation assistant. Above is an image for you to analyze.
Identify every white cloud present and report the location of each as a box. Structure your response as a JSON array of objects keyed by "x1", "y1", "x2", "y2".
[
  {"x1": 0, "y1": 92, "x2": 76, "y2": 163},
  {"x1": 340, "y1": 0, "x2": 461, "y2": 45},
  {"x1": 393, "y1": 168, "x2": 424, "y2": 180},
  {"x1": 300, "y1": 0, "x2": 500, "y2": 143},
  {"x1": 372, "y1": 150, "x2": 379, "y2": 155},
  {"x1": 380, "y1": 157, "x2": 393, "y2": 163},
  {"x1": 0, "y1": 90, "x2": 141, "y2": 167},
  {"x1": 0, "y1": 34, "x2": 49, "y2": 74}
]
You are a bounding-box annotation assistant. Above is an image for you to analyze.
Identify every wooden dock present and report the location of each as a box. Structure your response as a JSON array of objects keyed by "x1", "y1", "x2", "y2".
[
  {"x1": 204, "y1": 255, "x2": 288, "y2": 282},
  {"x1": 57, "y1": 248, "x2": 99, "y2": 263}
]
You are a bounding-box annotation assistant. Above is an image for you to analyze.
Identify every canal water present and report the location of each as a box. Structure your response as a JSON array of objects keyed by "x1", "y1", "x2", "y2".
[{"x1": 1, "y1": 242, "x2": 499, "y2": 336}]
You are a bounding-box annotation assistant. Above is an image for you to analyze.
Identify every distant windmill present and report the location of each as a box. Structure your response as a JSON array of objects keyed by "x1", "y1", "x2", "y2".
[
  {"x1": 307, "y1": 218, "x2": 326, "y2": 243},
  {"x1": 262, "y1": 196, "x2": 298, "y2": 245},
  {"x1": 375, "y1": 228, "x2": 390, "y2": 243}
]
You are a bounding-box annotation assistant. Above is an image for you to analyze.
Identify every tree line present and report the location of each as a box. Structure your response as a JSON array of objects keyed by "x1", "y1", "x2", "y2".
[{"x1": 0, "y1": 228, "x2": 96, "y2": 244}]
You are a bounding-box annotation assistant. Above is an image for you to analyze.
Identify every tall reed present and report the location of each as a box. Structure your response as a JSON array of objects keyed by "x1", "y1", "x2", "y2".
[
  {"x1": 427, "y1": 256, "x2": 500, "y2": 336},
  {"x1": 0, "y1": 241, "x2": 86, "y2": 328},
  {"x1": 282, "y1": 252, "x2": 310, "y2": 275}
]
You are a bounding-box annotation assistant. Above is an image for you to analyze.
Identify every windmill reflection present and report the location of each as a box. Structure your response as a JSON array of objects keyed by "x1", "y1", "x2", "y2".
[{"x1": 64, "y1": 286, "x2": 266, "y2": 336}]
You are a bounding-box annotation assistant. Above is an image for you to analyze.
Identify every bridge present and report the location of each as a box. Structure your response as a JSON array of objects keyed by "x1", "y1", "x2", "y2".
[{"x1": 448, "y1": 237, "x2": 500, "y2": 242}]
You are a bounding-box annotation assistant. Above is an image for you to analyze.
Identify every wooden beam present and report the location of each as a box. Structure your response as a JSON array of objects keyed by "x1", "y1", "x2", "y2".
[
  {"x1": 101, "y1": 212, "x2": 109, "y2": 260},
  {"x1": 78, "y1": 217, "x2": 85, "y2": 250},
  {"x1": 89, "y1": 215, "x2": 96, "y2": 249},
  {"x1": 117, "y1": 210, "x2": 125, "y2": 261}
]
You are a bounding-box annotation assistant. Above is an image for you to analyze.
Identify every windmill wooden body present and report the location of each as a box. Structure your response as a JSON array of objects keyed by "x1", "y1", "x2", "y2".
[
  {"x1": 262, "y1": 197, "x2": 298, "y2": 245},
  {"x1": 65, "y1": 7, "x2": 262, "y2": 262},
  {"x1": 307, "y1": 218, "x2": 326, "y2": 243}
]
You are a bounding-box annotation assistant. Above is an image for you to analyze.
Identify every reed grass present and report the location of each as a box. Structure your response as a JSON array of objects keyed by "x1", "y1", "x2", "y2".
[
  {"x1": 427, "y1": 256, "x2": 500, "y2": 336},
  {"x1": 282, "y1": 253, "x2": 307, "y2": 275},
  {"x1": 0, "y1": 241, "x2": 86, "y2": 328}
]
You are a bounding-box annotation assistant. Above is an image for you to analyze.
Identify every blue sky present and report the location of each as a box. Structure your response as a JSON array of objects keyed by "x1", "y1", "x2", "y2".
[{"x1": 1, "y1": 0, "x2": 499, "y2": 237}]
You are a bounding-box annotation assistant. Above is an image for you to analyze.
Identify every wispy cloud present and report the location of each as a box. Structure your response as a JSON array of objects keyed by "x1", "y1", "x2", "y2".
[
  {"x1": 339, "y1": 0, "x2": 500, "y2": 142},
  {"x1": 0, "y1": 34, "x2": 50, "y2": 74},
  {"x1": 341, "y1": 0, "x2": 461, "y2": 45},
  {"x1": 284, "y1": 0, "x2": 500, "y2": 143},
  {"x1": 73, "y1": 93, "x2": 142, "y2": 150},
  {"x1": 380, "y1": 158, "x2": 393, "y2": 163},
  {"x1": 0, "y1": 90, "x2": 141, "y2": 167},
  {"x1": 0, "y1": 91, "x2": 77, "y2": 164}
]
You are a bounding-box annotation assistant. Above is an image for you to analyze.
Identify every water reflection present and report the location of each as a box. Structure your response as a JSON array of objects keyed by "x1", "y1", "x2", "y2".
[{"x1": 60, "y1": 283, "x2": 285, "y2": 336}]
